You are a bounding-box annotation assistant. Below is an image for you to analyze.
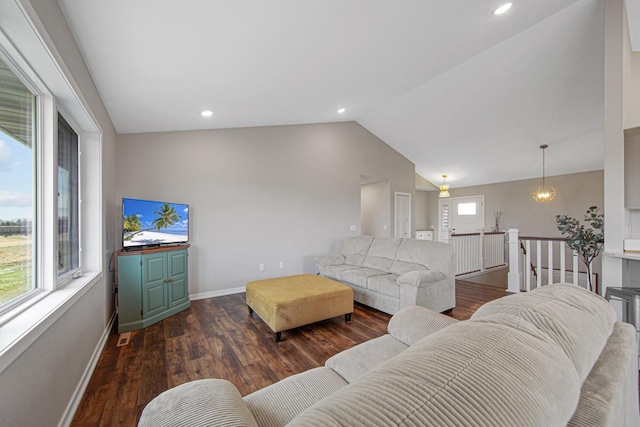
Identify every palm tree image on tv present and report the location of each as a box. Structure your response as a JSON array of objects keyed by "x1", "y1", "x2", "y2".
[
  {"x1": 123, "y1": 213, "x2": 141, "y2": 234},
  {"x1": 123, "y1": 200, "x2": 188, "y2": 246},
  {"x1": 151, "y1": 203, "x2": 181, "y2": 230}
]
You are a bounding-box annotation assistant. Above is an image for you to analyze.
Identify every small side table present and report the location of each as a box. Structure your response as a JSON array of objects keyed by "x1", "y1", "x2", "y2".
[{"x1": 604, "y1": 287, "x2": 640, "y2": 331}]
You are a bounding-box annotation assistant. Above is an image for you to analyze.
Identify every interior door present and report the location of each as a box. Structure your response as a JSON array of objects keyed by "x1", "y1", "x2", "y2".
[{"x1": 394, "y1": 192, "x2": 411, "y2": 238}]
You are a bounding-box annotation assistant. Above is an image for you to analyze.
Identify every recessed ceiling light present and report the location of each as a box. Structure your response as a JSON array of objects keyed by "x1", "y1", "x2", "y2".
[
  {"x1": 201, "y1": 110, "x2": 213, "y2": 117},
  {"x1": 337, "y1": 108, "x2": 346, "y2": 114},
  {"x1": 494, "y1": 3, "x2": 512, "y2": 15}
]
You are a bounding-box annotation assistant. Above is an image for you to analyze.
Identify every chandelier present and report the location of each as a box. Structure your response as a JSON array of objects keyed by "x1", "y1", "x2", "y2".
[
  {"x1": 532, "y1": 144, "x2": 556, "y2": 202},
  {"x1": 439, "y1": 175, "x2": 450, "y2": 198}
]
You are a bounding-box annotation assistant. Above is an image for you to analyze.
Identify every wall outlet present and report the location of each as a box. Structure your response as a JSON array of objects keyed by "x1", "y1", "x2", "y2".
[
  {"x1": 279, "y1": 261, "x2": 284, "y2": 269},
  {"x1": 259, "y1": 263, "x2": 264, "y2": 271},
  {"x1": 350, "y1": 225, "x2": 357, "y2": 231},
  {"x1": 383, "y1": 224, "x2": 387, "y2": 230}
]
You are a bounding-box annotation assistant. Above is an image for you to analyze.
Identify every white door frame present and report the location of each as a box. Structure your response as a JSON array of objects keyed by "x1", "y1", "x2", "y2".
[{"x1": 394, "y1": 192, "x2": 412, "y2": 238}]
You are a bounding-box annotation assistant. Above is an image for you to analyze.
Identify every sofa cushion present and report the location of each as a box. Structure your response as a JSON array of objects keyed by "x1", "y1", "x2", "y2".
[
  {"x1": 341, "y1": 268, "x2": 388, "y2": 288},
  {"x1": 341, "y1": 236, "x2": 374, "y2": 256},
  {"x1": 390, "y1": 260, "x2": 427, "y2": 275},
  {"x1": 472, "y1": 283, "x2": 616, "y2": 382},
  {"x1": 387, "y1": 306, "x2": 459, "y2": 346},
  {"x1": 325, "y1": 334, "x2": 408, "y2": 383},
  {"x1": 567, "y1": 322, "x2": 639, "y2": 427},
  {"x1": 139, "y1": 379, "x2": 259, "y2": 427},
  {"x1": 290, "y1": 316, "x2": 581, "y2": 427},
  {"x1": 344, "y1": 254, "x2": 366, "y2": 266},
  {"x1": 319, "y1": 265, "x2": 361, "y2": 281},
  {"x1": 363, "y1": 237, "x2": 402, "y2": 272},
  {"x1": 244, "y1": 367, "x2": 347, "y2": 427},
  {"x1": 367, "y1": 274, "x2": 400, "y2": 298}
]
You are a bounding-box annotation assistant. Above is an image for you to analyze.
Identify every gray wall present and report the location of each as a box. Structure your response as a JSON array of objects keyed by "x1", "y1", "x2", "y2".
[
  {"x1": 424, "y1": 170, "x2": 604, "y2": 285},
  {"x1": 0, "y1": 0, "x2": 118, "y2": 425},
  {"x1": 117, "y1": 122, "x2": 415, "y2": 297},
  {"x1": 414, "y1": 190, "x2": 432, "y2": 231},
  {"x1": 361, "y1": 180, "x2": 391, "y2": 237},
  {"x1": 425, "y1": 170, "x2": 604, "y2": 237}
]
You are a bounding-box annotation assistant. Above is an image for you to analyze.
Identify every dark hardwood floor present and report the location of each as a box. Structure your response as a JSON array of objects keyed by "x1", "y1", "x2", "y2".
[{"x1": 71, "y1": 280, "x2": 508, "y2": 427}]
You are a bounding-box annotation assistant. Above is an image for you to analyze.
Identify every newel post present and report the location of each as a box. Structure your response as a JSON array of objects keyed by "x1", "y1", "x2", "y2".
[{"x1": 507, "y1": 229, "x2": 521, "y2": 293}]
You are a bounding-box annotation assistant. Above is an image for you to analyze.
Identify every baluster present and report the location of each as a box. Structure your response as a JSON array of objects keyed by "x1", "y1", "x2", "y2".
[
  {"x1": 525, "y1": 240, "x2": 532, "y2": 292},
  {"x1": 560, "y1": 243, "x2": 566, "y2": 283},
  {"x1": 547, "y1": 241, "x2": 554, "y2": 286},
  {"x1": 572, "y1": 251, "x2": 579, "y2": 285},
  {"x1": 535, "y1": 240, "x2": 541, "y2": 288}
]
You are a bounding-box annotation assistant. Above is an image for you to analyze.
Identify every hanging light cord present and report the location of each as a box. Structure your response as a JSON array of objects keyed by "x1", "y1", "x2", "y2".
[{"x1": 541, "y1": 145, "x2": 546, "y2": 183}]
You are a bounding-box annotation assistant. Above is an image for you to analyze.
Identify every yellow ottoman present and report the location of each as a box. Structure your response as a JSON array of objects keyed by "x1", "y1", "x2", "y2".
[{"x1": 246, "y1": 274, "x2": 354, "y2": 342}]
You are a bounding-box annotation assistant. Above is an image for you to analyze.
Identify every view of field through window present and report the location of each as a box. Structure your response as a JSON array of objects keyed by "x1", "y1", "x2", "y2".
[
  {"x1": 0, "y1": 55, "x2": 36, "y2": 307},
  {"x1": 0, "y1": 129, "x2": 34, "y2": 306}
]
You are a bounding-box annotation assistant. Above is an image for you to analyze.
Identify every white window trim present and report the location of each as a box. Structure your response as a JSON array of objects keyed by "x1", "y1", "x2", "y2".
[{"x1": 0, "y1": 0, "x2": 104, "y2": 373}]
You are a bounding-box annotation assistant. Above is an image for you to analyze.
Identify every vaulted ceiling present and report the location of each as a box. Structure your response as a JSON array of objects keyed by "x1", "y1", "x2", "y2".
[{"x1": 58, "y1": 0, "x2": 635, "y2": 188}]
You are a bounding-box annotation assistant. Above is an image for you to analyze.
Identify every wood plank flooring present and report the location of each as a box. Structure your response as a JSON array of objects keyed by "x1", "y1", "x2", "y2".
[{"x1": 71, "y1": 280, "x2": 507, "y2": 427}]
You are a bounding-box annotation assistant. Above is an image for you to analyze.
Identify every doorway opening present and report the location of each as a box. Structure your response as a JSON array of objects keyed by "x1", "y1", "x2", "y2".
[{"x1": 361, "y1": 177, "x2": 390, "y2": 237}]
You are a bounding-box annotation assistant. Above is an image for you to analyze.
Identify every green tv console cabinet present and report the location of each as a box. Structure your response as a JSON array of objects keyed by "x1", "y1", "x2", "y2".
[{"x1": 117, "y1": 245, "x2": 190, "y2": 333}]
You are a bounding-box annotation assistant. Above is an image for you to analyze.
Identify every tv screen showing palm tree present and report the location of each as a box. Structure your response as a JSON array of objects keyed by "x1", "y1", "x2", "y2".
[{"x1": 122, "y1": 198, "x2": 189, "y2": 248}]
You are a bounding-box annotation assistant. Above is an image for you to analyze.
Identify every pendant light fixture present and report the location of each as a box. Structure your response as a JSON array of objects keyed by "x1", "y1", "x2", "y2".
[
  {"x1": 439, "y1": 175, "x2": 450, "y2": 198},
  {"x1": 532, "y1": 144, "x2": 556, "y2": 202}
]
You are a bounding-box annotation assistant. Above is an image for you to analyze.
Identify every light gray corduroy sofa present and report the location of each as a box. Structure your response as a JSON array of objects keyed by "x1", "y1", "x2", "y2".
[
  {"x1": 138, "y1": 284, "x2": 639, "y2": 427},
  {"x1": 314, "y1": 236, "x2": 455, "y2": 314}
]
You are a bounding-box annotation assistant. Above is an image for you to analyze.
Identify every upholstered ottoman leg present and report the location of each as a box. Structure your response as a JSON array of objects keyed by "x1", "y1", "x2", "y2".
[
  {"x1": 345, "y1": 313, "x2": 352, "y2": 323},
  {"x1": 275, "y1": 332, "x2": 282, "y2": 343}
]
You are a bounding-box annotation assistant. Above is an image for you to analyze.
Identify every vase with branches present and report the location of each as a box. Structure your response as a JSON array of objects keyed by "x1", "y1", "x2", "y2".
[
  {"x1": 492, "y1": 211, "x2": 502, "y2": 233},
  {"x1": 555, "y1": 206, "x2": 604, "y2": 292}
]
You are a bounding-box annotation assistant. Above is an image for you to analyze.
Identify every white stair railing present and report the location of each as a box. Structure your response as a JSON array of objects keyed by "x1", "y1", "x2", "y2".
[
  {"x1": 446, "y1": 230, "x2": 506, "y2": 276},
  {"x1": 507, "y1": 229, "x2": 594, "y2": 293}
]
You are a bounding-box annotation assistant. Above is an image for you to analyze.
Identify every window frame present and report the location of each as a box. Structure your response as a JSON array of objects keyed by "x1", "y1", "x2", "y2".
[
  {"x1": 0, "y1": 47, "x2": 43, "y2": 314},
  {"x1": 56, "y1": 111, "x2": 82, "y2": 284}
]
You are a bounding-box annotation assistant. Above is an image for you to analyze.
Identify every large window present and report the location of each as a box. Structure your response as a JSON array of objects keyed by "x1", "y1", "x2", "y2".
[
  {"x1": 0, "y1": 55, "x2": 36, "y2": 308},
  {"x1": 0, "y1": 1, "x2": 102, "y2": 369}
]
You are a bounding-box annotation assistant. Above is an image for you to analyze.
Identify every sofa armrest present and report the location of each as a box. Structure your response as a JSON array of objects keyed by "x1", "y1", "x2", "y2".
[
  {"x1": 397, "y1": 269, "x2": 446, "y2": 287},
  {"x1": 387, "y1": 306, "x2": 459, "y2": 346},
  {"x1": 314, "y1": 253, "x2": 345, "y2": 267},
  {"x1": 138, "y1": 379, "x2": 258, "y2": 427}
]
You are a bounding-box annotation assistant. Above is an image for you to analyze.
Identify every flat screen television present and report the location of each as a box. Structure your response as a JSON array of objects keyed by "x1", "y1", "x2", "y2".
[{"x1": 122, "y1": 197, "x2": 189, "y2": 249}]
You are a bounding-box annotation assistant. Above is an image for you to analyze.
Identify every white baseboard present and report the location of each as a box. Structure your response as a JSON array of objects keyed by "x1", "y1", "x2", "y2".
[
  {"x1": 58, "y1": 310, "x2": 117, "y2": 427},
  {"x1": 190, "y1": 286, "x2": 246, "y2": 301}
]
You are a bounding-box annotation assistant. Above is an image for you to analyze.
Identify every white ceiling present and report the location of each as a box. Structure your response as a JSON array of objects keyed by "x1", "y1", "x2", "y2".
[{"x1": 58, "y1": 0, "x2": 618, "y2": 188}]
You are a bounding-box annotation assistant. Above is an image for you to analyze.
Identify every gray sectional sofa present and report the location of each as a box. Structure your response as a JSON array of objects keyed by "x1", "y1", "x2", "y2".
[
  {"x1": 314, "y1": 236, "x2": 455, "y2": 314},
  {"x1": 138, "y1": 284, "x2": 639, "y2": 426}
]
